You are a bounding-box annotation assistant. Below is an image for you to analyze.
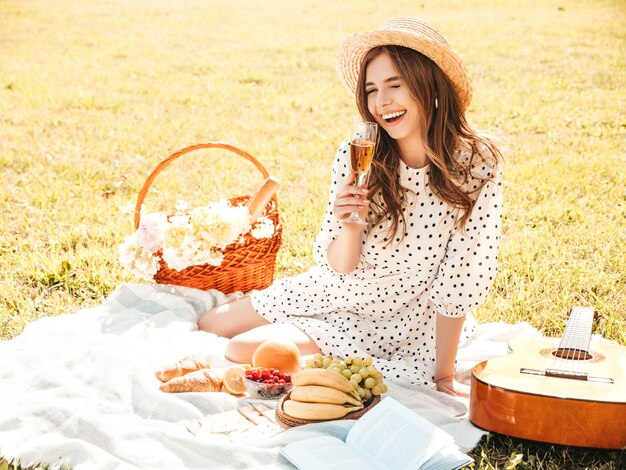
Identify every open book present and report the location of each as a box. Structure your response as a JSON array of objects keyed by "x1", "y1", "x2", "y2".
[{"x1": 281, "y1": 397, "x2": 473, "y2": 470}]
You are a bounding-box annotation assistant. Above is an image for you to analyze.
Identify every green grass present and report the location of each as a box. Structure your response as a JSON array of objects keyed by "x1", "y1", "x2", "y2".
[{"x1": 1, "y1": 0, "x2": 624, "y2": 467}]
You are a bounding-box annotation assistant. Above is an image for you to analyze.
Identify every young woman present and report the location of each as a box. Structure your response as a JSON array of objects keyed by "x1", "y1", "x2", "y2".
[{"x1": 198, "y1": 17, "x2": 503, "y2": 398}]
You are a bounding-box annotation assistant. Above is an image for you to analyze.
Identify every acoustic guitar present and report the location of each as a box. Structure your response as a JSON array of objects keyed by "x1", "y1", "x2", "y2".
[{"x1": 469, "y1": 306, "x2": 626, "y2": 449}]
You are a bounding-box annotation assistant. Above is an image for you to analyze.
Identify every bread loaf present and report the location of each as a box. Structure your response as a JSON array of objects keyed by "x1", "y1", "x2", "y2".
[
  {"x1": 159, "y1": 368, "x2": 223, "y2": 393},
  {"x1": 245, "y1": 176, "x2": 280, "y2": 220},
  {"x1": 155, "y1": 354, "x2": 211, "y2": 383}
]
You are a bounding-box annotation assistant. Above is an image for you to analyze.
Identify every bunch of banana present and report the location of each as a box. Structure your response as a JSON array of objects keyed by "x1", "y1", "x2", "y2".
[{"x1": 282, "y1": 368, "x2": 364, "y2": 420}]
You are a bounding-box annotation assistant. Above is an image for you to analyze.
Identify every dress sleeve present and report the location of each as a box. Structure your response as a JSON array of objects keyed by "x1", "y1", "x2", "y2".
[
  {"x1": 312, "y1": 139, "x2": 352, "y2": 270},
  {"x1": 428, "y1": 159, "x2": 504, "y2": 318}
]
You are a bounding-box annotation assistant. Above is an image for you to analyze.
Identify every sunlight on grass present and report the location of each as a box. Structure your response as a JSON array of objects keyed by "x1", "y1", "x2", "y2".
[{"x1": 1, "y1": 0, "x2": 624, "y2": 468}]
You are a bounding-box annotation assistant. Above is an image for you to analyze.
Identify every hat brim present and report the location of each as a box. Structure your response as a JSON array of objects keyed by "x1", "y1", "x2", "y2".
[{"x1": 336, "y1": 29, "x2": 472, "y2": 111}]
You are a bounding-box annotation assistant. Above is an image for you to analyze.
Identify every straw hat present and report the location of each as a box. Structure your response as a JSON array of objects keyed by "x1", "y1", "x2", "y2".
[{"x1": 336, "y1": 17, "x2": 473, "y2": 110}]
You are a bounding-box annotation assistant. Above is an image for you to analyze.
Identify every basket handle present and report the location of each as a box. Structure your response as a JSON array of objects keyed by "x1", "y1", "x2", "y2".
[{"x1": 134, "y1": 142, "x2": 275, "y2": 230}]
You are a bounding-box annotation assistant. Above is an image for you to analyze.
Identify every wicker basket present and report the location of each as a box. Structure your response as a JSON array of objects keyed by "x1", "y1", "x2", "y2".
[
  {"x1": 133, "y1": 142, "x2": 282, "y2": 294},
  {"x1": 275, "y1": 392, "x2": 381, "y2": 428}
]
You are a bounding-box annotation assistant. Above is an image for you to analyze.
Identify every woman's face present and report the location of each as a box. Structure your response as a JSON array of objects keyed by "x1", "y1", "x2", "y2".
[{"x1": 365, "y1": 52, "x2": 423, "y2": 144}]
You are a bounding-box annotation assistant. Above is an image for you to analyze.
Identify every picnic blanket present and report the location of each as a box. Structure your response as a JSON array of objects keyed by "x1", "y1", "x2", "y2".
[{"x1": 0, "y1": 283, "x2": 539, "y2": 469}]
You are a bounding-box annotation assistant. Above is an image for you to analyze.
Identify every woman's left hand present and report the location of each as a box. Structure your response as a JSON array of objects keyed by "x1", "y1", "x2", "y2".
[{"x1": 435, "y1": 376, "x2": 470, "y2": 398}]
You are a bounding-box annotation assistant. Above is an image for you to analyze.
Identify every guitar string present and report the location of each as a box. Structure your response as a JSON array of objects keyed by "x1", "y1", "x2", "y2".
[
  {"x1": 572, "y1": 309, "x2": 591, "y2": 375},
  {"x1": 571, "y1": 313, "x2": 584, "y2": 376},
  {"x1": 566, "y1": 311, "x2": 586, "y2": 376},
  {"x1": 551, "y1": 308, "x2": 592, "y2": 377},
  {"x1": 579, "y1": 309, "x2": 593, "y2": 373}
]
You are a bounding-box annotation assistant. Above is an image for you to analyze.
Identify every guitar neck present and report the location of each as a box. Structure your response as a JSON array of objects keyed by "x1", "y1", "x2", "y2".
[{"x1": 557, "y1": 306, "x2": 596, "y2": 353}]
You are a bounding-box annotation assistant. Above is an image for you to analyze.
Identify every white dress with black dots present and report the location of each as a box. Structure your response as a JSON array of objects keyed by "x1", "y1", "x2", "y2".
[{"x1": 249, "y1": 138, "x2": 503, "y2": 387}]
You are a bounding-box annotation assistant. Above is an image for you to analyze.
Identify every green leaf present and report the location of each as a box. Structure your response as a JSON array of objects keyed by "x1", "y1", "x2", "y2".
[
  {"x1": 505, "y1": 452, "x2": 523, "y2": 469},
  {"x1": 61, "y1": 260, "x2": 71, "y2": 274}
]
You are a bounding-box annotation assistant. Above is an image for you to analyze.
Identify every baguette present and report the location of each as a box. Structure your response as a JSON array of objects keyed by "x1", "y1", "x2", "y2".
[
  {"x1": 245, "y1": 176, "x2": 280, "y2": 220},
  {"x1": 159, "y1": 368, "x2": 223, "y2": 393},
  {"x1": 155, "y1": 354, "x2": 211, "y2": 383}
]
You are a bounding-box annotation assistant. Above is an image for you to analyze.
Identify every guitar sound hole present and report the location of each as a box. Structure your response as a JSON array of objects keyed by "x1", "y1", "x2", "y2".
[
  {"x1": 552, "y1": 348, "x2": 592, "y2": 360},
  {"x1": 540, "y1": 348, "x2": 605, "y2": 363}
]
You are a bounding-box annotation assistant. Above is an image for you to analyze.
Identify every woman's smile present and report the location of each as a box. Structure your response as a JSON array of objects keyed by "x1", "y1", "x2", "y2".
[{"x1": 381, "y1": 110, "x2": 406, "y2": 125}]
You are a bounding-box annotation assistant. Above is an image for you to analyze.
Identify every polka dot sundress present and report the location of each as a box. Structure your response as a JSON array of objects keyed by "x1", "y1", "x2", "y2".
[{"x1": 250, "y1": 138, "x2": 503, "y2": 387}]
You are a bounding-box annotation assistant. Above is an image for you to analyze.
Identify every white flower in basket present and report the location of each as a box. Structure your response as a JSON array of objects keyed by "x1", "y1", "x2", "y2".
[{"x1": 119, "y1": 199, "x2": 276, "y2": 281}]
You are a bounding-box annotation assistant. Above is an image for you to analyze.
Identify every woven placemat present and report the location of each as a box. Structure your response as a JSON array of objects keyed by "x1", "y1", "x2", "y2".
[{"x1": 275, "y1": 391, "x2": 381, "y2": 428}]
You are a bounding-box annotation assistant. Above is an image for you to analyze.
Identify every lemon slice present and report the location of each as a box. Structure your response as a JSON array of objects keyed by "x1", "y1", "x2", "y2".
[{"x1": 223, "y1": 366, "x2": 247, "y2": 395}]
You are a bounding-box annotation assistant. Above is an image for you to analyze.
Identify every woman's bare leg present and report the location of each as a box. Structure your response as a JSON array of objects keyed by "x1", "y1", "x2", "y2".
[
  {"x1": 197, "y1": 296, "x2": 269, "y2": 338},
  {"x1": 225, "y1": 323, "x2": 322, "y2": 364}
]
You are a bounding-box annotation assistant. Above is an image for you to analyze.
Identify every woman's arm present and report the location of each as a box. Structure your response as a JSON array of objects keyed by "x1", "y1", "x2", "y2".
[
  {"x1": 434, "y1": 312, "x2": 470, "y2": 397},
  {"x1": 326, "y1": 222, "x2": 363, "y2": 273},
  {"x1": 428, "y1": 160, "x2": 503, "y2": 397},
  {"x1": 313, "y1": 139, "x2": 365, "y2": 273},
  {"x1": 325, "y1": 171, "x2": 369, "y2": 273}
]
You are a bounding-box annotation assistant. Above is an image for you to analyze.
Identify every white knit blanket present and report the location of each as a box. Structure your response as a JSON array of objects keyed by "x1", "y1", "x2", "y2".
[{"x1": 0, "y1": 283, "x2": 539, "y2": 469}]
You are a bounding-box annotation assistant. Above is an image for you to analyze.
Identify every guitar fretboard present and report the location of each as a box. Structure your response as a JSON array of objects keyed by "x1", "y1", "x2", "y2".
[{"x1": 557, "y1": 306, "x2": 595, "y2": 353}]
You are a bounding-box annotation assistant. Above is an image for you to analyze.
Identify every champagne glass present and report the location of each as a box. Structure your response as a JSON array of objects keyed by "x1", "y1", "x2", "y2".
[{"x1": 344, "y1": 120, "x2": 378, "y2": 225}]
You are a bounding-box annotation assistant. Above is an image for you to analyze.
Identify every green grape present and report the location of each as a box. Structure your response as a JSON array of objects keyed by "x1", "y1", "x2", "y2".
[
  {"x1": 342, "y1": 369, "x2": 353, "y2": 379},
  {"x1": 344, "y1": 357, "x2": 353, "y2": 366},
  {"x1": 305, "y1": 359, "x2": 315, "y2": 368},
  {"x1": 371, "y1": 385, "x2": 382, "y2": 396},
  {"x1": 313, "y1": 353, "x2": 324, "y2": 362},
  {"x1": 363, "y1": 388, "x2": 372, "y2": 401},
  {"x1": 379, "y1": 383, "x2": 388, "y2": 394},
  {"x1": 358, "y1": 368, "x2": 369, "y2": 379},
  {"x1": 331, "y1": 358, "x2": 341, "y2": 366},
  {"x1": 322, "y1": 357, "x2": 332, "y2": 368},
  {"x1": 350, "y1": 374, "x2": 362, "y2": 384},
  {"x1": 363, "y1": 355, "x2": 373, "y2": 367},
  {"x1": 350, "y1": 379, "x2": 360, "y2": 390},
  {"x1": 349, "y1": 365, "x2": 360, "y2": 374},
  {"x1": 313, "y1": 360, "x2": 323, "y2": 368},
  {"x1": 364, "y1": 377, "x2": 376, "y2": 389},
  {"x1": 328, "y1": 366, "x2": 343, "y2": 375},
  {"x1": 357, "y1": 387, "x2": 366, "y2": 398},
  {"x1": 366, "y1": 365, "x2": 377, "y2": 376},
  {"x1": 352, "y1": 357, "x2": 363, "y2": 367}
]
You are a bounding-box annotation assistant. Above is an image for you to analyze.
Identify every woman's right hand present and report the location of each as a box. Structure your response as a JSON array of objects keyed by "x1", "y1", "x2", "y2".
[
  {"x1": 332, "y1": 170, "x2": 370, "y2": 223},
  {"x1": 435, "y1": 376, "x2": 470, "y2": 399},
  {"x1": 326, "y1": 170, "x2": 370, "y2": 272}
]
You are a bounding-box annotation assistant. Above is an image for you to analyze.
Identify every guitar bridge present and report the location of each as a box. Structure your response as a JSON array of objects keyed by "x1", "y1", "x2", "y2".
[
  {"x1": 545, "y1": 368, "x2": 587, "y2": 380},
  {"x1": 520, "y1": 368, "x2": 614, "y2": 384}
]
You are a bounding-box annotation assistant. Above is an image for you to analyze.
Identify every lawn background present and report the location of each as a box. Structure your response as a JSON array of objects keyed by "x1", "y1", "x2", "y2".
[{"x1": 1, "y1": 0, "x2": 624, "y2": 468}]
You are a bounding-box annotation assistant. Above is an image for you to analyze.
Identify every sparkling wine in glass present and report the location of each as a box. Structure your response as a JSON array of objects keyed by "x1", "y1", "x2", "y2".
[{"x1": 344, "y1": 120, "x2": 378, "y2": 225}]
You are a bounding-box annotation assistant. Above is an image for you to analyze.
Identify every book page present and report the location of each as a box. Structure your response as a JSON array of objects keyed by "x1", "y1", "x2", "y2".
[
  {"x1": 423, "y1": 446, "x2": 473, "y2": 470},
  {"x1": 281, "y1": 435, "x2": 381, "y2": 470},
  {"x1": 346, "y1": 397, "x2": 454, "y2": 469}
]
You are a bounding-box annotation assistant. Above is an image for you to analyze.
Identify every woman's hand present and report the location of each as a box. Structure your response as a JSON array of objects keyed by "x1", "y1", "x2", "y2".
[
  {"x1": 434, "y1": 314, "x2": 467, "y2": 398},
  {"x1": 332, "y1": 170, "x2": 370, "y2": 223},
  {"x1": 326, "y1": 170, "x2": 369, "y2": 272},
  {"x1": 435, "y1": 376, "x2": 470, "y2": 398}
]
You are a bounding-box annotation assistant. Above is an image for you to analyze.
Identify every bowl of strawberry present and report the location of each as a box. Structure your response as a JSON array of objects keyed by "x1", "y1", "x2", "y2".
[{"x1": 244, "y1": 367, "x2": 292, "y2": 399}]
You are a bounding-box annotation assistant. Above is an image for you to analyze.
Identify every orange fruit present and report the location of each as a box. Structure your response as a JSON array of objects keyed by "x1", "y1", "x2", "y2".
[
  {"x1": 223, "y1": 366, "x2": 247, "y2": 395},
  {"x1": 251, "y1": 338, "x2": 302, "y2": 373}
]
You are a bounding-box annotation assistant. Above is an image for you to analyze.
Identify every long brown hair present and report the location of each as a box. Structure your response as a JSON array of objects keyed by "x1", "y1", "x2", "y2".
[{"x1": 355, "y1": 45, "x2": 501, "y2": 235}]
